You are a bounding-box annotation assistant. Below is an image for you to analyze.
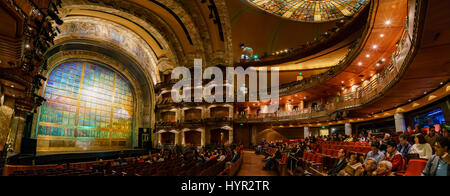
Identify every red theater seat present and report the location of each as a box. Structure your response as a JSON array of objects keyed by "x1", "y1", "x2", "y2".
[{"x1": 402, "y1": 159, "x2": 428, "y2": 176}]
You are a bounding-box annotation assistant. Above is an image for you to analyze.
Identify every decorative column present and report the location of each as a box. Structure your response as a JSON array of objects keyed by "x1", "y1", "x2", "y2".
[
  {"x1": 345, "y1": 123, "x2": 352, "y2": 136},
  {"x1": 157, "y1": 132, "x2": 162, "y2": 145},
  {"x1": 181, "y1": 131, "x2": 185, "y2": 146},
  {"x1": 394, "y1": 113, "x2": 407, "y2": 133},
  {"x1": 174, "y1": 131, "x2": 180, "y2": 146},
  {"x1": 304, "y1": 127, "x2": 310, "y2": 138},
  {"x1": 201, "y1": 130, "x2": 206, "y2": 147},
  {"x1": 251, "y1": 126, "x2": 257, "y2": 146}
]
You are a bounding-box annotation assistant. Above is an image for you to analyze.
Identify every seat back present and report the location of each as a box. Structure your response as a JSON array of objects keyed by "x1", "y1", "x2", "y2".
[{"x1": 405, "y1": 159, "x2": 428, "y2": 176}]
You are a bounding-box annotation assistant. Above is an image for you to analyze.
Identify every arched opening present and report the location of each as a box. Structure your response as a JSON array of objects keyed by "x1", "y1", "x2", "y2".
[
  {"x1": 184, "y1": 131, "x2": 201, "y2": 146},
  {"x1": 36, "y1": 61, "x2": 135, "y2": 152},
  {"x1": 160, "y1": 132, "x2": 175, "y2": 145},
  {"x1": 210, "y1": 107, "x2": 229, "y2": 119},
  {"x1": 210, "y1": 129, "x2": 229, "y2": 146},
  {"x1": 184, "y1": 109, "x2": 202, "y2": 121},
  {"x1": 160, "y1": 111, "x2": 176, "y2": 123}
]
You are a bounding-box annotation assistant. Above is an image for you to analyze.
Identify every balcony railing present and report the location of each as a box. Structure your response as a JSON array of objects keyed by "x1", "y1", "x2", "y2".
[{"x1": 234, "y1": 108, "x2": 329, "y2": 123}]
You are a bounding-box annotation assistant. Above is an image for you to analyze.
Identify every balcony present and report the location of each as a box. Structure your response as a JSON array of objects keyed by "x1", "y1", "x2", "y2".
[
  {"x1": 234, "y1": 108, "x2": 329, "y2": 123},
  {"x1": 155, "y1": 121, "x2": 179, "y2": 129}
]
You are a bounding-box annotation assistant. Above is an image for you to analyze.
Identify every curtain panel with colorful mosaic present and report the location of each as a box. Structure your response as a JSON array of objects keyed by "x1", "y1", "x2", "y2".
[{"x1": 36, "y1": 61, "x2": 135, "y2": 152}]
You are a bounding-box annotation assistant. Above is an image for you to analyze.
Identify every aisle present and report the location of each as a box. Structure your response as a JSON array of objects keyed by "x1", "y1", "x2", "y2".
[{"x1": 236, "y1": 150, "x2": 277, "y2": 176}]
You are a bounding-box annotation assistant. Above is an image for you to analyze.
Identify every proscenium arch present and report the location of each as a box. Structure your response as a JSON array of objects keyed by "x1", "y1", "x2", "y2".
[
  {"x1": 55, "y1": 16, "x2": 162, "y2": 84},
  {"x1": 33, "y1": 39, "x2": 157, "y2": 150},
  {"x1": 59, "y1": 0, "x2": 210, "y2": 67}
]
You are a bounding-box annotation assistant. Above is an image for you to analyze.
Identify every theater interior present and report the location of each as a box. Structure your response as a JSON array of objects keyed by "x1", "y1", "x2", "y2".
[{"x1": 0, "y1": 0, "x2": 449, "y2": 177}]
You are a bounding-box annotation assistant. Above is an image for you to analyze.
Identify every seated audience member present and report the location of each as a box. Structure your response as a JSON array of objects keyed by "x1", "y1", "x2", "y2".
[
  {"x1": 364, "y1": 143, "x2": 385, "y2": 164},
  {"x1": 361, "y1": 158, "x2": 378, "y2": 176},
  {"x1": 288, "y1": 144, "x2": 302, "y2": 170},
  {"x1": 409, "y1": 133, "x2": 433, "y2": 160},
  {"x1": 422, "y1": 137, "x2": 450, "y2": 176},
  {"x1": 338, "y1": 154, "x2": 363, "y2": 176},
  {"x1": 397, "y1": 134, "x2": 412, "y2": 158},
  {"x1": 382, "y1": 133, "x2": 391, "y2": 144},
  {"x1": 425, "y1": 127, "x2": 439, "y2": 148},
  {"x1": 263, "y1": 148, "x2": 281, "y2": 170},
  {"x1": 373, "y1": 160, "x2": 395, "y2": 176},
  {"x1": 414, "y1": 124, "x2": 422, "y2": 135},
  {"x1": 442, "y1": 126, "x2": 449, "y2": 139},
  {"x1": 385, "y1": 140, "x2": 404, "y2": 172},
  {"x1": 231, "y1": 149, "x2": 241, "y2": 163},
  {"x1": 326, "y1": 149, "x2": 348, "y2": 176},
  {"x1": 217, "y1": 152, "x2": 226, "y2": 162},
  {"x1": 344, "y1": 135, "x2": 354, "y2": 142}
]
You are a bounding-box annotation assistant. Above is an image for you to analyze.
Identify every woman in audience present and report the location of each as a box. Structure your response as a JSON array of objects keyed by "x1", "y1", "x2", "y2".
[
  {"x1": 373, "y1": 160, "x2": 395, "y2": 176},
  {"x1": 422, "y1": 137, "x2": 450, "y2": 176},
  {"x1": 217, "y1": 151, "x2": 226, "y2": 162},
  {"x1": 338, "y1": 154, "x2": 363, "y2": 176},
  {"x1": 344, "y1": 134, "x2": 353, "y2": 142},
  {"x1": 409, "y1": 133, "x2": 433, "y2": 160},
  {"x1": 385, "y1": 140, "x2": 404, "y2": 172},
  {"x1": 441, "y1": 126, "x2": 449, "y2": 140}
]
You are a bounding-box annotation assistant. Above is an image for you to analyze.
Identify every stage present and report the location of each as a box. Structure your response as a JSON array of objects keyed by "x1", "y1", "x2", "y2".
[{"x1": 6, "y1": 149, "x2": 149, "y2": 165}]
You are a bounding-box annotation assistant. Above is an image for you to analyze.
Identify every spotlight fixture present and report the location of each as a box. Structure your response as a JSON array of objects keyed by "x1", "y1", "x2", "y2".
[
  {"x1": 385, "y1": 20, "x2": 392, "y2": 25},
  {"x1": 47, "y1": 9, "x2": 63, "y2": 25}
]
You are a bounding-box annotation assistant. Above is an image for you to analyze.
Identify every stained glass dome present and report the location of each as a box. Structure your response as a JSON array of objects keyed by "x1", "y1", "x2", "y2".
[{"x1": 246, "y1": 0, "x2": 369, "y2": 23}]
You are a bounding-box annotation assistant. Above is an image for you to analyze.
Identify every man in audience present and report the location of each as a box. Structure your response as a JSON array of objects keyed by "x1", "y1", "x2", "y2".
[
  {"x1": 361, "y1": 158, "x2": 378, "y2": 176},
  {"x1": 263, "y1": 148, "x2": 281, "y2": 170},
  {"x1": 373, "y1": 160, "x2": 395, "y2": 176},
  {"x1": 397, "y1": 134, "x2": 412, "y2": 158},
  {"x1": 326, "y1": 149, "x2": 348, "y2": 176},
  {"x1": 426, "y1": 127, "x2": 439, "y2": 148},
  {"x1": 422, "y1": 137, "x2": 450, "y2": 176},
  {"x1": 364, "y1": 143, "x2": 385, "y2": 164},
  {"x1": 385, "y1": 140, "x2": 404, "y2": 172},
  {"x1": 337, "y1": 134, "x2": 344, "y2": 142}
]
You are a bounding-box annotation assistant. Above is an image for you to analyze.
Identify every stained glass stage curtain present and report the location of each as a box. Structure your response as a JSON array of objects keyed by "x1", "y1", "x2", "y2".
[{"x1": 37, "y1": 61, "x2": 134, "y2": 152}]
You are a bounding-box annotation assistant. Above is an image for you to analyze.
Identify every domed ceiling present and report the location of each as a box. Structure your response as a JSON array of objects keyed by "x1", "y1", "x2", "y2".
[{"x1": 246, "y1": 0, "x2": 369, "y2": 23}]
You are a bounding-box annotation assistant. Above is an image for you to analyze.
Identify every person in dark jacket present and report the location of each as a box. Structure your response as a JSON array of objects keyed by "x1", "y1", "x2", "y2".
[
  {"x1": 422, "y1": 137, "x2": 450, "y2": 176},
  {"x1": 263, "y1": 148, "x2": 282, "y2": 170},
  {"x1": 327, "y1": 149, "x2": 348, "y2": 176}
]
